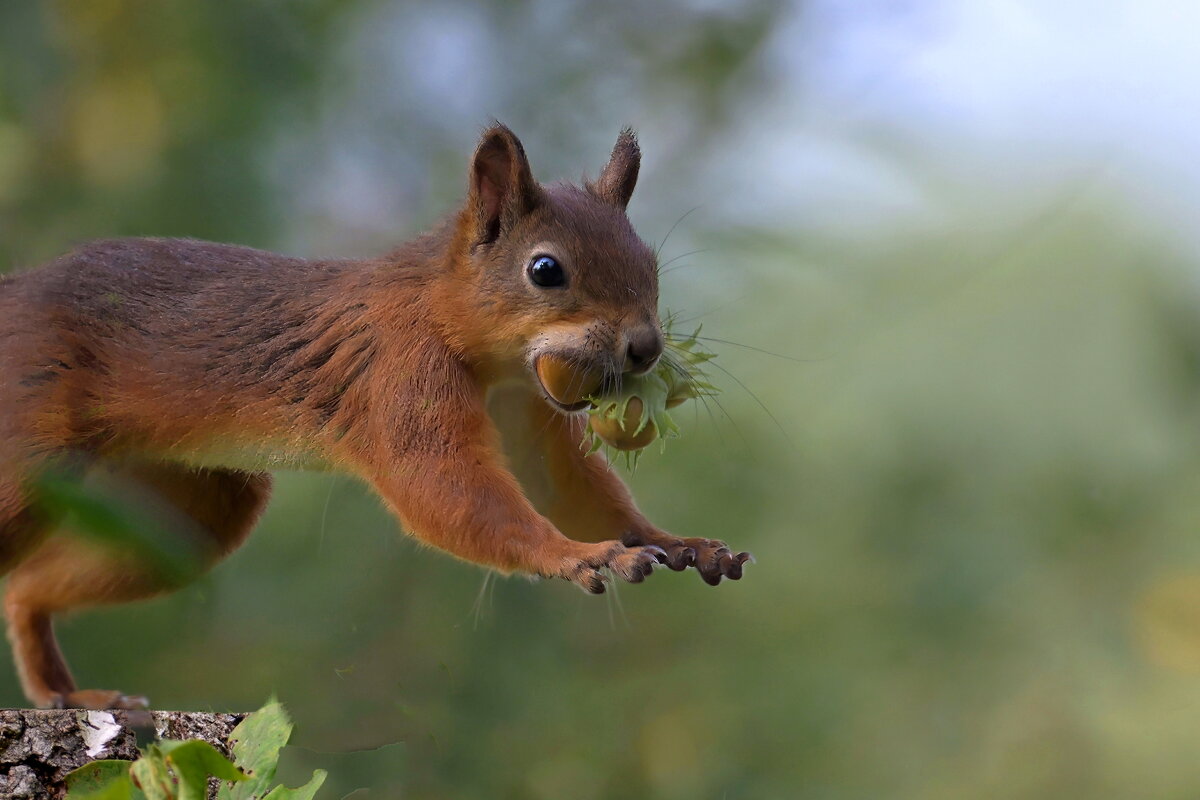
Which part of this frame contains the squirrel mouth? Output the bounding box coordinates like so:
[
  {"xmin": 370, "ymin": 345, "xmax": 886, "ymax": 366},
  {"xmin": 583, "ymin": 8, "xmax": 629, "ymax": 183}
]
[
  {"xmin": 542, "ymin": 394, "xmax": 591, "ymax": 413},
  {"xmin": 533, "ymin": 354, "xmax": 604, "ymax": 412}
]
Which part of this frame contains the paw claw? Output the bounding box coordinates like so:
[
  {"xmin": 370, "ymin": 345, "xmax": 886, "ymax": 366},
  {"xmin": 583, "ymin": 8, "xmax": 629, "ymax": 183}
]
[{"xmin": 668, "ymin": 547, "xmax": 696, "ymax": 571}]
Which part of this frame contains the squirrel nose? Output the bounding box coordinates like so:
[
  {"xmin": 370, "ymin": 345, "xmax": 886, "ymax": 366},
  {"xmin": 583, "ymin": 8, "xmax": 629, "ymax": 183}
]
[{"xmin": 624, "ymin": 326, "xmax": 664, "ymax": 374}]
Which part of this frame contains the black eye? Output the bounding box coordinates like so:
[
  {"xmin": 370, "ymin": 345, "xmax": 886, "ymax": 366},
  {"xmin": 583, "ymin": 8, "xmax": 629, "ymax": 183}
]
[{"xmin": 527, "ymin": 255, "xmax": 565, "ymax": 288}]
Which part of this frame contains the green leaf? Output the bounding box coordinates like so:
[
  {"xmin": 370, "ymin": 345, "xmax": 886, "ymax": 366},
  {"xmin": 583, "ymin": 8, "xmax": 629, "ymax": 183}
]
[
  {"xmin": 64, "ymin": 759, "xmax": 136, "ymax": 800},
  {"xmin": 218, "ymin": 699, "xmax": 293, "ymax": 800},
  {"xmin": 158, "ymin": 739, "xmax": 245, "ymax": 781},
  {"xmin": 159, "ymin": 739, "xmax": 245, "ymax": 800},
  {"xmin": 261, "ymin": 769, "xmax": 327, "ymax": 800},
  {"xmin": 130, "ymin": 750, "xmax": 174, "ymax": 800}
]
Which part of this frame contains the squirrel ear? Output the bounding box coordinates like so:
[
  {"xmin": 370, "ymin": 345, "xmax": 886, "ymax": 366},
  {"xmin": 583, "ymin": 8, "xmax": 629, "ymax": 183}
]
[
  {"xmin": 588, "ymin": 128, "xmax": 641, "ymax": 209},
  {"xmin": 467, "ymin": 124, "xmax": 541, "ymax": 245}
]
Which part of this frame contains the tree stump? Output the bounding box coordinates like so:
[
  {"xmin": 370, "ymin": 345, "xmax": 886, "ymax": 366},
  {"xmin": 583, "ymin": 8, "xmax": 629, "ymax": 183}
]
[{"xmin": 0, "ymin": 709, "xmax": 244, "ymax": 799}]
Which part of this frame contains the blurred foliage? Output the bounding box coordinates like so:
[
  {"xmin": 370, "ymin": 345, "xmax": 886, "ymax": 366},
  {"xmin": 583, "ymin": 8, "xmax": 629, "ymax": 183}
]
[
  {"xmin": 34, "ymin": 472, "xmax": 211, "ymax": 587},
  {"xmin": 0, "ymin": 0, "xmax": 355, "ymax": 265},
  {"xmin": 5, "ymin": 2, "xmax": 1200, "ymax": 799}
]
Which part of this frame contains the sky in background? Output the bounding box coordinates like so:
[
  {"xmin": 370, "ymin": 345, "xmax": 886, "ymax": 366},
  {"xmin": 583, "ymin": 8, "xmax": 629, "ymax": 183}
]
[
  {"xmin": 754, "ymin": 0, "xmax": 1200, "ymax": 237},
  {"xmin": 280, "ymin": 0, "xmax": 1200, "ymax": 262}
]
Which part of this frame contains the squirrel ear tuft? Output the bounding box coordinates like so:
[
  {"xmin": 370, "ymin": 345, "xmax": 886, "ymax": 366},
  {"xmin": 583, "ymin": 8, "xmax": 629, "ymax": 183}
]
[
  {"xmin": 468, "ymin": 123, "xmax": 541, "ymax": 245},
  {"xmin": 588, "ymin": 128, "xmax": 641, "ymax": 210}
]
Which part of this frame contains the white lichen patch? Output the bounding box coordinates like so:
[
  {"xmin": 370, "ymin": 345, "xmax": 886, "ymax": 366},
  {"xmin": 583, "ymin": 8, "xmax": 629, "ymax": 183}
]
[{"xmin": 82, "ymin": 711, "xmax": 121, "ymax": 758}]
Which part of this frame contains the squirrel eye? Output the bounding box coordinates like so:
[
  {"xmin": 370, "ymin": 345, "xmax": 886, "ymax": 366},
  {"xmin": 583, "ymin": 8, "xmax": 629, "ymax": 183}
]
[{"xmin": 527, "ymin": 255, "xmax": 565, "ymax": 288}]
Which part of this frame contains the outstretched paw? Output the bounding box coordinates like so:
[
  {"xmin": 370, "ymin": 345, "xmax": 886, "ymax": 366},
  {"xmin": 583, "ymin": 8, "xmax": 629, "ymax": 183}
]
[
  {"xmin": 51, "ymin": 689, "xmax": 150, "ymax": 710},
  {"xmin": 623, "ymin": 531, "xmax": 753, "ymax": 585},
  {"xmin": 560, "ymin": 541, "xmax": 667, "ymax": 594}
]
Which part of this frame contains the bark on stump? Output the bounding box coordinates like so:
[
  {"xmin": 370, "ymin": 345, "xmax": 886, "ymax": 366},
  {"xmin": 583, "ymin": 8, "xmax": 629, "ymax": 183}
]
[{"xmin": 0, "ymin": 709, "xmax": 244, "ymax": 799}]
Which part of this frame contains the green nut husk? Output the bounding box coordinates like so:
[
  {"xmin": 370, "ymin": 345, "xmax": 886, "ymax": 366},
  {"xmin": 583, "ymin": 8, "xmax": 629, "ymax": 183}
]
[{"xmin": 584, "ymin": 322, "xmax": 718, "ymax": 466}]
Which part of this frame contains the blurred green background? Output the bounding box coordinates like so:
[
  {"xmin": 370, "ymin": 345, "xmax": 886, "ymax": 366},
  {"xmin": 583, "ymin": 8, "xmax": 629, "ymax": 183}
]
[{"xmin": 5, "ymin": 1, "xmax": 1200, "ymax": 798}]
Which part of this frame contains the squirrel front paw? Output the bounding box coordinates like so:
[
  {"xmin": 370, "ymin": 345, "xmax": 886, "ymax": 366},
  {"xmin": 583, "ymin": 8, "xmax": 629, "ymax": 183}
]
[
  {"xmin": 622, "ymin": 530, "xmax": 753, "ymax": 585},
  {"xmin": 555, "ymin": 541, "xmax": 668, "ymax": 594}
]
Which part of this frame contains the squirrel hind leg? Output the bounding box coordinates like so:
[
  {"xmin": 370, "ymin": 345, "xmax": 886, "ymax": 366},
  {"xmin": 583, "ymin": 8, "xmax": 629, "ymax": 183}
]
[
  {"xmin": 0, "ymin": 468, "xmax": 73, "ymax": 705},
  {"xmin": 4, "ymin": 599, "xmax": 75, "ymax": 706},
  {"xmin": 3, "ymin": 462, "xmax": 272, "ymax": 708}
]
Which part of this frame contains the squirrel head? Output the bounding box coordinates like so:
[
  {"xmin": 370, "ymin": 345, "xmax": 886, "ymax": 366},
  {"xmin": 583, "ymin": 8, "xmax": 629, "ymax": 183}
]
[{"xmin": 447, "ymin": 124, "xmax": 662, "ymax": 411}]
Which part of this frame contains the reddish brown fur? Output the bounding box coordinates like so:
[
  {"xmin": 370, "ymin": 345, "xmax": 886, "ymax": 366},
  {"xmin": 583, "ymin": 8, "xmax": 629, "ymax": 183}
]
[{"xmin": 0, "ymin": 125, "xmax": 750, "ymax": 709}]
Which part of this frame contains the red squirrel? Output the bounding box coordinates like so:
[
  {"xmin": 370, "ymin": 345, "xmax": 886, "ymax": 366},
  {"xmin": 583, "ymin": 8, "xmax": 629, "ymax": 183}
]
[{"xmin": 0, "ymin": 125, "xmax": 752, "ymax": 709}]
